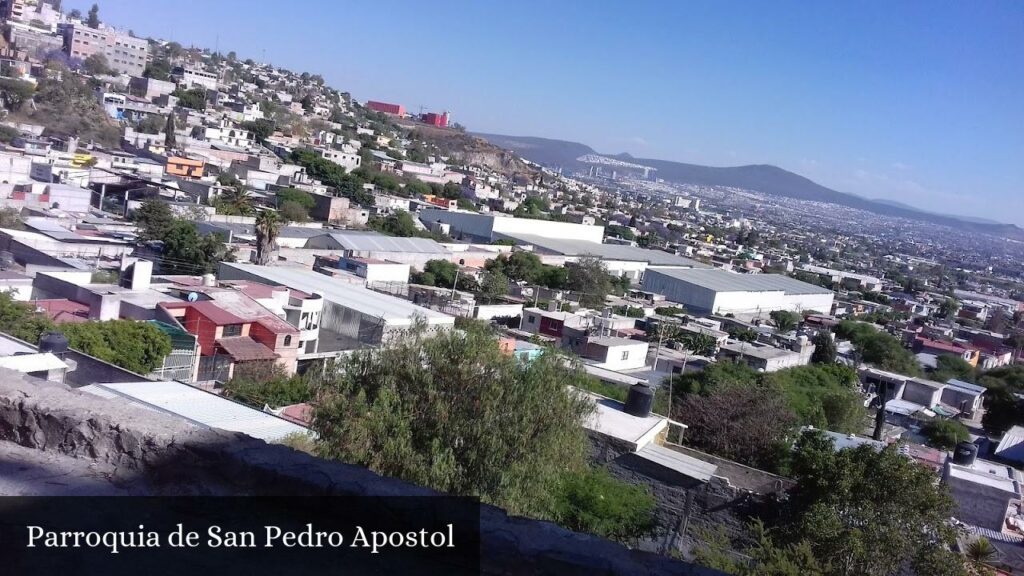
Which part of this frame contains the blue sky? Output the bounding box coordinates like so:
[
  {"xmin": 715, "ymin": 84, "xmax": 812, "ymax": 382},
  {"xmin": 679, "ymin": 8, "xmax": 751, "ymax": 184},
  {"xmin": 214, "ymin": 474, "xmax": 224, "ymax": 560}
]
[{"xmin": 76, "ymin": 1, "xmax": 1023, "ymax": 224}]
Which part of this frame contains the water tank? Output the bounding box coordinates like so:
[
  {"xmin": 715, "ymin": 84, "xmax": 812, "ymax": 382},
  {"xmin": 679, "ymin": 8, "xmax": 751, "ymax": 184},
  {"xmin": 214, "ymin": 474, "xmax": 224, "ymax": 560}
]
[
  {"xmin": 624, "ymin": 384, "xmax": 654, "ymax": 418},
  {"xmin": 202, "ymin": 273, "xmax": 216, "ymax": 287},
  {"xmin": 953, "ymin": 441, "xmax": 978, "ymax": 466},
  {"xmin": 38, "ymin": 331, "xmax": 69, "ymax": 356}
]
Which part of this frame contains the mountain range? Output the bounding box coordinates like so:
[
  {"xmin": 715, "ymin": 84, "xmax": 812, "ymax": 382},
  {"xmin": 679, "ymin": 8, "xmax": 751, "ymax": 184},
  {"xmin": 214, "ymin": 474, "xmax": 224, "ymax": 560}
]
[{"xmin": 474, "ymin": 133, "xmax": 1024, "ymax": 241}]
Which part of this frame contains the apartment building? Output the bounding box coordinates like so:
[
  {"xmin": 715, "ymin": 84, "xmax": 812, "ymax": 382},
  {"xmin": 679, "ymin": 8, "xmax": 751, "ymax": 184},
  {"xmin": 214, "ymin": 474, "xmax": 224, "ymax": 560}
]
[{"xmin": 61, "ymin": 23, "xmax": 148, "ymax": 76}]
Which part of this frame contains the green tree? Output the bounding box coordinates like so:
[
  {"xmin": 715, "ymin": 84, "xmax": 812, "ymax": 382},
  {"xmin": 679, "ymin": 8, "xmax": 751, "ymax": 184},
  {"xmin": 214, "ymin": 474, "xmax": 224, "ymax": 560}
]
[
  {"xmin": 132, "ymin": 199, "xmax": 175, "ymax": 243},
  {"xmin": 0, "ymin": 291, "xmax": 56, "ymax": 344},
  {"xmin": 550, "ymin": 468, "xmax": 655, "ymax": 543},
  {"xmin": 61, "ymin": 320, "xmax": 172, "ymax": 374},
  {"xmin": 810, "ymin": 331, "xmax": 837, "ymax": 364},
  {"xmin": 86, "ymin": 3, "xmax": 100, "ymax": 27},
  {"xmin": 367, "ymin": 211, "xmax": 421, "ymax": 237},
  {"xmin": 770, "ymin": 310, "xmax": 801, "ymax": 334},
  {"xmin": 241, "ymin": 118, "xmax": 275, "ymax": 144},
  {"xmin": 762, "ymin": 364, "xmax": 866, "ymax": 433},
  {"xmin": 404, "ymin": 180, "xmax": 431, "ymax": 197},
  {"xmin": 275, "ymin": 187, "xmax": 315, "ymax": 211},
  {"xmin": 921, "ymin": 419, "xmax": 970, "ymax": 450},
  {"xmin": 82, "ymin": 53, "xmax": 111, "ymax": 76},
  {"xmin": 255, "ymin": 210, "xmax": 283, "ymax": 266},
  {"xmin": 143, "ymin": 58, "xmax": 171, "ymax": 81},
  {"xmin": 566, "ymin": 256, "xmax": 614, "ymax": 308},
  {"xmin": 0, "ymin": 125, "xmax": 20, "ymax": 144},
  {"xmin": 160, "ymin": 220, "xmax": 235, "ymax": 274},
  {"xmin": 224, "ymin": 361, "xmax": 310, "ymax": 408},
  {"xmin": 311, "ymin": 322, "xmax": 595, "ymax": 518},
  {"xmin": 164, "ymin": 111, "xmax": 176, "ymax": 148},
  {"xmin": 836, "ymin": 320, "xmax": 920, "ymax": 376},
  {"xmin": 781, "ymin": 430, "xmax": 965, "ymax": 576},
  {"xmin": 0, "ymin": 78, "xmax": 34, "ymax": 111},
  {"xmin": 981, "ymin": 386, "xmax": 1024, "ymax": 435},
  {"xmin": 479, "ymin": 270, "xmax": 508, "ymax": 302},
  {"xmin": 932, "ymin": 354, "xmax": 976, "ymax": 383},
  {"xmin": 939, "ymin": 298, "xmax": 960, "ymax": 320},
  {"xmin": 135, "ymin": 114, "xmax": 164, "ymax": 135},
  {"xmin": 215, "ymin": 186, "xmax": 255, "ymax": 216},
  {"xmin": 278, "ymin": 201, "xmax": 308, "ymax": 222},
  {"xmin": 172, "ymin": 88, "xmax": 207, "ymax": 110}
]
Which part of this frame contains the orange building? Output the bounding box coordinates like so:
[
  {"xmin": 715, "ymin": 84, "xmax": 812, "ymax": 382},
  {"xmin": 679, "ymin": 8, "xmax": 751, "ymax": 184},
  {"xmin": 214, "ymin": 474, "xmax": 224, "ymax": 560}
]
[{"xmin": 166, "ymin": 156, "xmax": 205, "ymax": 179}]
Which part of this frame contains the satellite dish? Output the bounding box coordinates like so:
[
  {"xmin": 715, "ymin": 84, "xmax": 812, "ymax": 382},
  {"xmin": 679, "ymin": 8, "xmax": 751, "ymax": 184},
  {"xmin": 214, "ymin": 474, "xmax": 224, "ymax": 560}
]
[{"xmin": 187, "ymin": 292, "xmax": 199, "ymax": 302}]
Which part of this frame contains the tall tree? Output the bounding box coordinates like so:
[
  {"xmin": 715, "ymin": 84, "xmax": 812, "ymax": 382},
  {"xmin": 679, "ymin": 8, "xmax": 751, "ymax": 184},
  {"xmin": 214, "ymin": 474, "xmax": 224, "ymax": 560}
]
[
  {"xmin": 770, "ymin": 310, "xmax": 801, "ymax": 334},
  {"xmin": 566, "ymin": 256, "xmax": 614, "ymax": 309},
  {"xmin": 254, "ymin": 210, "xmax": 283, "ymax": 266},
  {"xmin": 677, "ymin": 379, "xmax": 796, "ymax": 472},
  {"xmin": 810, "ymin": 331, "xmax": 837, "ymax": 364},
  {"xmin": 86, "ymin": 3, "xmax": 99, "ymax": 28},
  {"xmin": 164, "ymin": 111, "xmax": 176, "ymax": 148},
  {"xmin": 132, "ymin": 199, "xmax": 174, "ymax": 243},
  {"xmin": 311, "ymin": 321, "xmax": 595, "ymax": 518},
  {"xmin": 781, "ymin": 431, "xmax": 965, "ymax": 576}
]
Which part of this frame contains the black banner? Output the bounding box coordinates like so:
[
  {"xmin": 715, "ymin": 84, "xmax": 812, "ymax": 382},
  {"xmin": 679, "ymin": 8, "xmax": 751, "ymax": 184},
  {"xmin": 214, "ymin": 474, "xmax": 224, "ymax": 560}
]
[{"xmin": 0, "ymin": 497, "xmax": 481, "ymax": 575}]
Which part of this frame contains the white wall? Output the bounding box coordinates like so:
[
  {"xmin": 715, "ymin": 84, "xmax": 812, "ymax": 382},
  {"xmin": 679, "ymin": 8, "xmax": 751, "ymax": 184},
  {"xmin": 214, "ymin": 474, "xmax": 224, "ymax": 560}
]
[{"xmin": 594, "ymin": 342, "xmax": 649, "ymax": 370}]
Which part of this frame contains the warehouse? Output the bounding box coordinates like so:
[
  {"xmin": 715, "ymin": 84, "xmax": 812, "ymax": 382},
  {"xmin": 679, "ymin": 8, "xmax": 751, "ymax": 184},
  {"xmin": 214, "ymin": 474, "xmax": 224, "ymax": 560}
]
[
  {"xmin": 496, "ymin": 232, "xmax": 709, "ymax": 282},
  {"xmin": 218, "ymin": 263, "xmax": 454, "ymax": 347},
  {"xmin": 418, "ymin": 210, "xmax": 604, "ymax": 243},
  {"xmin": 641, "ymin": 268, "xmax": 834, "ymax": 316},
  {"xmin": 301, "ymin": 231, "xmax": 449, "ymax": 270}
]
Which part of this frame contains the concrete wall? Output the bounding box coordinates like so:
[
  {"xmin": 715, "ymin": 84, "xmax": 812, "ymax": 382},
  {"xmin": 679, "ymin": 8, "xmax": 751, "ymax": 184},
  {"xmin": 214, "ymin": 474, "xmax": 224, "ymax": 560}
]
[{"xmin": 0, "ymin": 370, "xmax": 720, "ymax": 575}]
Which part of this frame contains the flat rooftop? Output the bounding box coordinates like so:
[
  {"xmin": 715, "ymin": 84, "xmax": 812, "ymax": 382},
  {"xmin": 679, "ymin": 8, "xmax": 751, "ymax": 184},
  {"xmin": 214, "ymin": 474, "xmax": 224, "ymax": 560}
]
[
  {"xmin": 580, "ymin": 391, "xmax": 668, "ymax": 451},
  {"xmin": 220, "ymin": 263, "xmax": 453, "ymax": 327},
  {"xmin": 646, "ymin": 268, "xmax": 834, "ymax": 295},
  {"xmin": 948, "ymin": 458, "xmax": 1022, "ymax": 494},
  {"xmin": 499, "ymin": 232, "xmax": 710, "ymax": 268},
  {"xmin": 80, "ymin": 381, "xmax": 309, "ymax": 443}
]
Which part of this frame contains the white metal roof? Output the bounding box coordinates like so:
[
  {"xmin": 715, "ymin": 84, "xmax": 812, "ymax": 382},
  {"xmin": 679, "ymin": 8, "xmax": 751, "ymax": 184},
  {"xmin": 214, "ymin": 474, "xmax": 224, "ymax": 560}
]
[
  {"xmin": 646, "ymin": 268, "xmax": 834, "ymax": 295},
  {"xmin": 498, "ymin": 232, "xmax": 710, "ymax": 268},
  {"xmin": 220, "ymin": 263, "xmax": 454, "ymax": 327},
  {"xmin": 314, "ymin": 231, "xmax": 447, "ymax": 254},
  {"xmin": 80, "ymin": 381, "xmax": 309, "ymax": 442}
]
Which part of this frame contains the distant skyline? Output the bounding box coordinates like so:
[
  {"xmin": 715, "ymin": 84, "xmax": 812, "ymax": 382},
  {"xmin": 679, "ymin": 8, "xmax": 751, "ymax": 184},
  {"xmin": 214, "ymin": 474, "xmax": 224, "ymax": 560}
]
[{"xmin": 74, "ymin": 0, "xmax": 1023, "ymax": 225}]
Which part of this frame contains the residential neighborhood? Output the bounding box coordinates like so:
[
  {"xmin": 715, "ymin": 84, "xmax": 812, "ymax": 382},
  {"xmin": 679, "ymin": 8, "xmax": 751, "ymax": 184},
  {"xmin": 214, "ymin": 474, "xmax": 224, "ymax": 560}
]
[{"xmin": 0, "ymin": 2, "xmax": 1022, "ymax": 575}]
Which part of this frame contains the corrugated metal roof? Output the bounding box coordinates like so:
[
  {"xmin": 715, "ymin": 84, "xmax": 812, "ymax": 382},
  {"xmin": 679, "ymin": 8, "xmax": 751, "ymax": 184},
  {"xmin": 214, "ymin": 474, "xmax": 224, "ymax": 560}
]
[
  {"xmin": 499, "ymin": 232, "xmax": 710, "ymax": 267},
  {"xmin": 220, "ymin": 263, "xmax": 454, "ymax": 327},
  {"xmin": 646, "ymin": 268, "xmax": 833, "ymax": 295},
  {"xmin": 314, "ymin": 231, "xmax": 447, "ymax": 254},
  {"xmin": 80, "ymin": 381, "xmax": 310, "ymax": 442},
  {"xmin": 946, "ymin": 378, "xmax": 987, "ymax": 395}
]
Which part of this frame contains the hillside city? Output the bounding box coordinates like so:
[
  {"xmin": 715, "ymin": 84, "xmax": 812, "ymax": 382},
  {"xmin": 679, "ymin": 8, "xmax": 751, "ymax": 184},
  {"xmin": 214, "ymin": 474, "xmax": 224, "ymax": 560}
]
[{"xmin": 1, "ymin": 3, "xmax": 1023, "ymax": 575}]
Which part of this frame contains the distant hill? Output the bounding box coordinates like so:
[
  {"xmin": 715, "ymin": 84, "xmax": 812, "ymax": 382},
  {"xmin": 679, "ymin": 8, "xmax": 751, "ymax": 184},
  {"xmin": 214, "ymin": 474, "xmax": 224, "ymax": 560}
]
[{"xmin": 475, "ymin": 133, "xmax": 1024, "ymax": 241}]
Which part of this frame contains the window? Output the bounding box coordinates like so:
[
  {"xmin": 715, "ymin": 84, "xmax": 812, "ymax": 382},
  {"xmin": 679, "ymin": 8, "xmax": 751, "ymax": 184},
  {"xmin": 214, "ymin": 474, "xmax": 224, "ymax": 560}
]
[
  {"xmin": 621, "ymin": 351, "xmax": 630, "ymax": 361},
  {"xmin": 222, "ymin": 324, "xmax": 242, "ymax": 337},
  {"xmin": 283, "ymin": 335, "xmax": 292, "ymax": 346},
  {"xmin": 528, "ymin": 315, "xmax": 536, "ymax": 324}
]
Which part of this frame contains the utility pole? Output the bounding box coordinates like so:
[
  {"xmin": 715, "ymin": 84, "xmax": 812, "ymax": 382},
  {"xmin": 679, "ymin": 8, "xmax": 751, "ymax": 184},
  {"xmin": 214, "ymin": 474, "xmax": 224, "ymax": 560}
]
[{"xmin": 450, "ymin": 268, "xmax": 460, "ymax": 299}]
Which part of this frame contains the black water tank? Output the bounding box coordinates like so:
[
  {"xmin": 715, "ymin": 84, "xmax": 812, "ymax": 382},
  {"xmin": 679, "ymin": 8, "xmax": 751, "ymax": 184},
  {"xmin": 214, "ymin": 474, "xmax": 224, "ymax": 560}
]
[
  {"xmin": 624, "ymin": 384, "xmax": 654, "ymax": 418},
  {"xmin": 953, "ymin": 441, "xmax": 978, "ymax": 466},
  {"xmin": 38, "ymin": 331, "xmax": 69, "ymax": 356}
]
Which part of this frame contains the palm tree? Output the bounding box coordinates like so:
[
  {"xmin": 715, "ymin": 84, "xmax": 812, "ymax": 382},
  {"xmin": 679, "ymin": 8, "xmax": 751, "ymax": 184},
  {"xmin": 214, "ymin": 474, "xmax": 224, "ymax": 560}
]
[
  {"xmin": 218, "ymin": 186, "xmax": 254, "ymax": 216},
  {"xmin": 255, "ymin": 210, "xmax": 283, "ymax": 266},
  {"xmin": 965, "ymin": 537, "xmax": 998, "ymax": 574}
]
